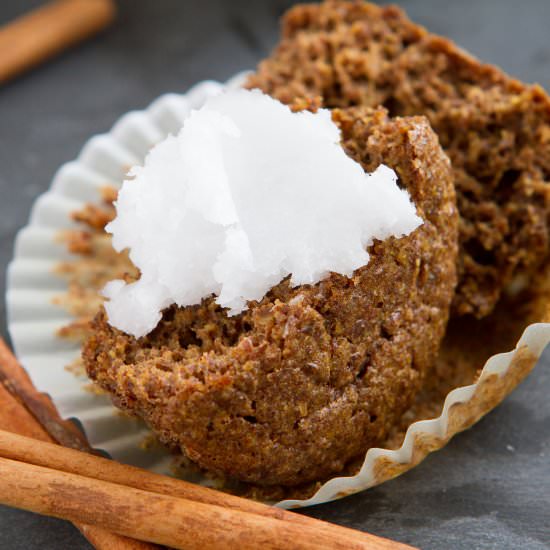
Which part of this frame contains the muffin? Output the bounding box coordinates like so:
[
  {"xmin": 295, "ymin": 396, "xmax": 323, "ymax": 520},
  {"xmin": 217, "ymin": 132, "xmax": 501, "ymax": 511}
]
[
  {"xmin": 83, "ymin": 106, "xmax": 458, "ymax": 486},
  {"xmin": 247, "ymin": 0, "xmax": 550, "ymax": 318}
]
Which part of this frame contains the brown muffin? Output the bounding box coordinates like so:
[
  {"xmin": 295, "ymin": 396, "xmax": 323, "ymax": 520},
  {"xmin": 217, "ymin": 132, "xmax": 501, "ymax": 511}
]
[
  {"xmin": 84, "ymin": 107, "xmax": 458, "ymax": 487},
  {"xmin": 247, "ymin": 0, "xmax": 550, "ymax": 318}
]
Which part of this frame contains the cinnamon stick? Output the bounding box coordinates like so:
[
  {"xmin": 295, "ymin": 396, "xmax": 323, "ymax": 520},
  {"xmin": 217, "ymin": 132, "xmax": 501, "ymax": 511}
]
[
  {"xmin": 0, "ymin": 0, "xmax": 116, "ymax": 84},
  {"xmin": 0, "ymin": 428, "xmax": 291, "ymax": 519},
  {"xmin": 0, "ymin": 454, "xmax": 410, "ymax": 550},
  {"xmin": 0, "ymin": 341, "xmax": 92, "ymax": 451},
  {"xmin": 0, "ymin": 429, "xmax": 407, "ymax": 549},
  {"xmin": 0, "ymin": 338, "xmax": 159, "ymax": 550}
]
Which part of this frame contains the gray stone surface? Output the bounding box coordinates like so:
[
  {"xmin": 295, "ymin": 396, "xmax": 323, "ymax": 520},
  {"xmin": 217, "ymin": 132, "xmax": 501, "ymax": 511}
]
[{"xmin": 0, "ymin": 0, "xmax": 549, "ymax": 548}]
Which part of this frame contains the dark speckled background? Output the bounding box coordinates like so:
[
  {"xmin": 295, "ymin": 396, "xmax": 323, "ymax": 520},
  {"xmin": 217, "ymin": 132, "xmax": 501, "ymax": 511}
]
[{"xmin": 1, "ymin": 1, "xmax": 549, "ymax": 548}]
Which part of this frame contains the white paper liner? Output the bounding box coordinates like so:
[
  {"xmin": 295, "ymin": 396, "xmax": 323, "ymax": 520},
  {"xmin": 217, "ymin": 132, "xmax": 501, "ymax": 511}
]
[{"xmin": 6, "ymin": 73, "xmax": 550, "ymax": 508}]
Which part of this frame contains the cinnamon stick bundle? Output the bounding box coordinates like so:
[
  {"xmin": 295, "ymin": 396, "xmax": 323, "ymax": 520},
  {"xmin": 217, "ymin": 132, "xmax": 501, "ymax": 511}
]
[
  {"xmin": 0, "ymin": 430, "xmax": 416, "ymax": 549},
  {"xmin": 0, "ymin": 428, "xmax": 333, "ymax": 531},
  {"xmin": 0, "ymin": 338, "xmax": 158, "ymax": 549}
]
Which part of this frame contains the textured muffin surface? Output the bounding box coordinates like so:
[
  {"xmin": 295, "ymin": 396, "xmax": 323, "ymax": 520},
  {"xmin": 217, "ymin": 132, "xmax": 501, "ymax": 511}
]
[
  {"xmin": 84, "ymin": 107, "xmax": 458, "ymax": 486},
  {"xmin": 248, "ymin": 0, "xmax": 550, "ymax": 318}
]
